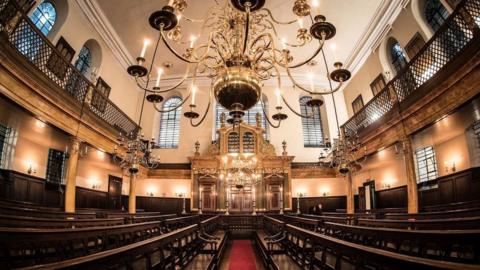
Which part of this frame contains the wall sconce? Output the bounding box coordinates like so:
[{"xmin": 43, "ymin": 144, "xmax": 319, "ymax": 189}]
[
  {"xmin": 382, "ymin": 182, "xmax": 392, "ymax": 189},
  {"xmin": 445, "ymin": 161, "xmax": 456, "ymax": 173},
  {"xmin": 27, "ymin": 163, "xmax": 37, "ymax": 175},
  {"xmin": 297, "ymin": 192, "xmax": 306, "ymax": 198},
  {"xmin": 91, "ymin": 183, "xmax": 100, "ymax": 190},
  {"xmin": 147, "ymin": 191, "xmax": 155, "ymax": 197},
  {"xmin": 322, "ymin": 191, "xmax": 330, "ymax": 197}
]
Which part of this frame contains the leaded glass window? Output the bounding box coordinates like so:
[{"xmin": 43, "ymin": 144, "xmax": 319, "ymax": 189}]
[
  {"xmin": 0, "ymin": 123, "xmax": 12, "ymax": 169},
  {"xmin": 424, "ymin": 0, "xmax": 449, "ymax": 32},
  {"xmin": 29, "ymin": 1, "xmax": 56, "ymax": 35},
  {"xmin": 415, "ymin": 146, "xmax": 438, "ymax": 183},
  {"xmin": 390, "ymin": 40, "xmax": 408, "ymax": 73},
  {"xmin": 158, "ymin": 96, "xmax": 182, "ymax": 148},
  {"xmin": 74, "ymin": 46, "xmax": 92, "ymax": 75},
  {"xmin": 300, "ymin": 96, "xmax": 324, "ymax": 147},
  {"xmin": 46, "ymin": 148, "xmax": 66, "ymax": 184}
]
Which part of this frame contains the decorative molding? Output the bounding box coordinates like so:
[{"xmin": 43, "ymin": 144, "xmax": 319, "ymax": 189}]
[
  {"xmin": 344, "ymin": 0, "xmax": 408, "ymax": 78},
  {"xmin": 75, "ymin": 0, "xmax": 134, "ymax": 70}
]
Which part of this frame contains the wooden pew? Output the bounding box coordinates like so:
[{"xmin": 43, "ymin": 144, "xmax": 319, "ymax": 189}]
[
  {"xmin": 323, "ymin": 222, "xmax": 480, "ymax": 264},
  {"xmin": 0, "ymin": 214, "xmax": 124, "ymax": 228},
  {"xmin": 422, "ymin": 200, "xmax": 480, "ymax": 212},
  {"xmin": 254, "ymin": 215, "xmax": 301, "ymax": 270},
  {"xmin": 0, "ymin": 205, "xmax": 96, "ymax": 219},
  {"xmin": 19, "ymin": 216, "xmax": 226, "ymax": 270},
  {"xmin": 283, "ymin": 224, "xmax": 480, "ymax": 270},
  {"xmin": 105, "ymin": 211, "xmax": 162, "ymax": 219},
  {"xmin": 163, "ymin": 215, "xmax": 201, "ymax": 232},
  {"xmin": 280, "ymin": 215, "xmax": 320, "ymax": 232},
  {"xmin": 0, "ymin": 221, "xmax": 162, "ymax": 268},
  {"xmin": 358, "ymin": 216, "xmax": 480, "ymax": 230},
  {"xmin": 301, "ymin": 214, "xmax": 352, "ymax": 225},
  {"xmin": 131, "ymin": 214, "xmax": 177, "ymax": 223},
  {"xmin": 384, "ymin": 207, "xmax": 480, "ymax": 220}
]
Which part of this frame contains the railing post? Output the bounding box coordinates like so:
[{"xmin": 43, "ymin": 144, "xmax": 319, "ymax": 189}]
[{"xmin": 402, "ymin": 136, "xmax": 419, "ymax": 213}]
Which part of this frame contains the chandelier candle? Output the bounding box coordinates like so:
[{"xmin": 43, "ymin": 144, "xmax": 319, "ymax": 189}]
[{"xmin": 140, "ymin": 39, "xmax": 150, "ymax": 59}]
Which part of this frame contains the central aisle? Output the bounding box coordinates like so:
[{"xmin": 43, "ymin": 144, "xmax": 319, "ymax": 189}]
[{"xmin": 227, "ymin": 240, "xmax": 258, "ymax": 270}]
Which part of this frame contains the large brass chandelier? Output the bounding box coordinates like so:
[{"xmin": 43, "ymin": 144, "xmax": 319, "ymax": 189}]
[
  {"xmin": 127, "ymin": 0, "xmax": 351, "ymax": 126},
  {"xmin": 126, "ymin": 0, "xmax": 363, "ymax": 174}
]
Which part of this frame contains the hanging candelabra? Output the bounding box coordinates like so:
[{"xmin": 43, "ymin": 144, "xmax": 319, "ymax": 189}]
[{"xmin": 113, "ymin": 132, "xmax": 160, "ymax": 174}]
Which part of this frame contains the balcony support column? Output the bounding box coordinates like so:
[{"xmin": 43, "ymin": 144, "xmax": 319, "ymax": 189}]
[
  {"xmin": 65, "ymin": 137, "xmax": 81, "ymax": 213},
  {"xmin": 346, "ymin": 172, "xmax": 355, "ymax": 214},
  {"xmin": 128, "ymin": 173, "xmax": 137, "ymax": 214},
  {"xmin": 403, "ymin": 136, "xmax": 419, "ymax": 213}
]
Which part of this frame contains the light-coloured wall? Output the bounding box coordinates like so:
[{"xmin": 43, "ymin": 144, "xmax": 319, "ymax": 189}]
[
  {"xmin": 76, "ymin": 148, "xmax": 124, "ymax": 192},
  {"xmin": 292, "ymin": 178, "xmax": 347, "ymax": 197},
  {"xmin": 45, "ymin": 0, "xmax": 143, "ymax": 121},
  {"xmin": 136, "ymin": 178, "xmax": 191, "ymax": 198}
]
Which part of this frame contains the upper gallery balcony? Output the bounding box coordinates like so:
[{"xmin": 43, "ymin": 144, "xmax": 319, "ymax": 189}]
[
  {"xmin": 342, "ymin": 0, "xmax": 480, "ymax": 142},
  {"xmin": 0, "ymin": 0, "xmax": 139, "ymax": 140}
]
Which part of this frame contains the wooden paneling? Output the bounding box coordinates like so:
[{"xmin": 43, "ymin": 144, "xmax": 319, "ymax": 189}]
[
  {"xmin": 375, "ymin": 186, "xmax": 407, "ymax": 209},
  {"xmin": 292, "ymin": 196, "xmax": 346, "ymax": 213},
  {"xmin": 75, "ymin": 187, "xmax": 107, "ymax": 209},
  {"xmin": 136, "ymin": 196, "xmax": 191, "ymax": 214}
]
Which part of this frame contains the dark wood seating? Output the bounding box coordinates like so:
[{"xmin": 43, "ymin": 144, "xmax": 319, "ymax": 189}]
[
  {"xmin": 384, "ymin": 207, "xmax": 480, "ymax": 220},
  {"xmin": 357, "ymin": 216, "xmax": 480, "ymax": 230},
  {"xmin": 422, "ymin": 200, "xmax": 480, "ymax": 212},
  {"xmin": 18, "ymin": 215, "xmax": 226, "ymax": 270},
  {"xmin": 131, "ymin": 214, "xmax": 177, "ymax": 223},
  {"xmin": 163, "ymin": 215, "xmax": 201, "ymax": 232},
  {"xmin": 280, "ymin": 215, "xmax": 320, "ymax": 232},
  {"xmin": 0, "ymin": 221, "xmax": 163, "ymax": 268},
  {"xmin": 221, "ymin": 214, "xmax": 263, "ymax": 233},
  {"xmin": 301, "ymin": 214, "xmax": 352, "ymax": 225},
  {"xmin": 254, "ymin": 215, "xmax": 301, "ymax": 270},
  {"xmin": 284, "ymin": 224, "xmax": 480, "ymax": 270},
  {"xmin": 0, "ymin": 214, "xmax": 124, "ymax": 228},
  {"xmin": 105, "ymin": 211, "xmax": 162, "ymax": 219},
  {"xmin": 323, "ymin": 221, "xmax": 480, "ymax": 263},
  {"xmin": 0, "ymin": 204, "xmax": 96, "ymax": 219}
]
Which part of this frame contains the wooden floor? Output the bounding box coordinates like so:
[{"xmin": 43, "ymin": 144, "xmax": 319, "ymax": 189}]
[{"xmin": 219, "ymin": 239, "xmax": 266, "ymax": 270}]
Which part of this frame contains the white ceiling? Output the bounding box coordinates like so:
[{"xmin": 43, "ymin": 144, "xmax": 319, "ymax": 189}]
[{"xmin": 94, "ymin": 0, "xmax": 384, "ymax": 86}]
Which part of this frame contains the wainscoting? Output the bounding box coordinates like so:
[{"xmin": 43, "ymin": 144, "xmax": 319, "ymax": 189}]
[
  {"xmin": 292, "ymin": 195, "xmax": 347, "ymax": 214},
  {"xmin": 135, "ymin": 196, "xmax": 191, "ymax": 214}
]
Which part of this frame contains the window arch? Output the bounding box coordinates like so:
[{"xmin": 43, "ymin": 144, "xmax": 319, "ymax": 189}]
[
  {"xmin": 389, "ymin": 38, "xmax": 408, "ymax": 73},
  {"xmin": 158, "ymin": 96, "xmax": 182, "ymax": 149},
  {"xmin": 424, "ymin": 0, "xmax": 449, "ymax": 32},
  {"xmin": 300, "ymin": 96, "xmax": 325, "ymax": 147},
  {"xmin": 74, "ymin": 46, "xmax": 92, "ymax": 75},
  {"xmin": 29, "ymin": 1, "xmax": 57, "ymax": 35},
  {"xmin": 214, "ymin": 97, "xmax": 269, "ymax": 140}
]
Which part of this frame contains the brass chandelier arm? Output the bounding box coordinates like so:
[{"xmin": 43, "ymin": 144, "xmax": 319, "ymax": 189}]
[
  {"xmin": 258, "ymin": 8, "xmax": 297, "ymax": 25},
  {"xmin": 189, "ymin": 84, "xmax": 213, "ymax": 127},
  {"xmin": 134, "ymin": 64, "xmax": 192, "ymax": 93},
  {"xmin": 285, "ymin": 66, "xmax": 344, "ymax": 95},
  {"xmin": 264, "ymin": 19, "xmax": 308, "ymax": 48},
  {"xmin": 280, "ymin": 93, "xmax": 316, "ymax": 119},
  {"xmin": 286, "ymin": 36, "xmax": 326, "ymax": 69},
  {"xmin": 260, "ymin": 98, "xmax": 282, "ymax": 128},
  {"xmin": 152, "ymin": 92, "xmax": 192, "ymax": 113}
]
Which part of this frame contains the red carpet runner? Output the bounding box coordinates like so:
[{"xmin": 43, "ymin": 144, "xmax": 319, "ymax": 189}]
[{"xmin": 228, "ymin": 240, "xmax": 257, "ymax": 270}]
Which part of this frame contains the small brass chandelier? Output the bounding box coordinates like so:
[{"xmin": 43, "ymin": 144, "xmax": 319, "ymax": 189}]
[{"xmin": 127, "ymin": 0, "xmax": 352, "ymax": 128}]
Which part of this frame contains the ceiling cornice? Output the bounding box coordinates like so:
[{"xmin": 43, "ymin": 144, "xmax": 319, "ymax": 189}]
[
  {"xmin": 78, "ymin": 0, "xmax": 409, "ymax": 91},
  {"xmin": 75, "ymin": 0, "xmax": 134, "ymax": 70},
  {"xmin": 344, "ymin": 0, "xmax": 410, "ymax": 75}
]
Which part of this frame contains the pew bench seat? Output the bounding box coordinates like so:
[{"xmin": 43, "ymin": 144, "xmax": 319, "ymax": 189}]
[{"xmin": 254, "ymin": 229, "xmax": 301, "ymax": 270}]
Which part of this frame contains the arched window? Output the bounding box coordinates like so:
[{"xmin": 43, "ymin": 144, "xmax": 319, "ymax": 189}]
[
  {"xmin": 389, "ymin": 39, "xmax": 408, "ymax": 73},
  {"xmin": 215, "ymin": 98, "xmax": 269, "ymax": 140},
  {"xmin": 300, "ymin": 96, "xmax": 324, "ymax": 147},
  {"xmin": 243, "ymin": 132, "xmax": 255, "ymax": 153},
  {"xmin": 424, "ymin": 0, "xmax": 449, "ymax": 32},
  {"xmin": 158, "ymin": 96, "xmax": 182, "ymax": 149},
  {"xmin": 29, "ymin": 1, "xmax": 57, "ymax": 35},
  {"xmin": 74, "ymin": 46, "xmax": 92, "ymax": 75},
  {"xmin": 227, "ymin": 132, "xmax": 240, "ymax": 153}
]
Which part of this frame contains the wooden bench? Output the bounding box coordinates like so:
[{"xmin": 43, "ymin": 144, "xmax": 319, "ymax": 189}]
[
  {"xmin": 254, "ymin": 215, "xmax": 301, "ymax": 270},
  {"xmin": 0, "ymin": 205, "xmax": 96, "ymax": 219},
  {"xmin": 0, "ymin": 221, "xmax": 162, "ymax": 268},
  {"xmin": 385, "ymin": 207, "xmax": 480, "ymax": 220},
  {"xmin": 284, "ymin": 224, "xmax": 480, "ymax": 270},
  {"xmin": 0, "ymin": 214, "xmax": 124, "ymax": 228},
  {"xmin": 358, "ymin": 216, "xmax": 480, "ymax": 230},
  {"xmin": 323, "ymin": 221, "xmax": 480, "ymax": 263},
  {"xmin": 280, "ymin": 215, "xmax": 321, "ymax": 232},
  {"xmin": 19, "ymin": 216, "xmax": 226, "ymax": 270},
  {"xmin": 131, "ymin": 214, "xmax": 177, "ymax": 223},
  {"xmin": 301, "ymin": 214, "xmax": 352, "ymax": 225},
  {"xmin": 163, "ymin": 215, "xmax": 201, "ymax": 232}
]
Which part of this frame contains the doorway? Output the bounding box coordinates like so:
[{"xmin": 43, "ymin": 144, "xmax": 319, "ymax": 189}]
[{"xmin": 108, "ymin": 175, "xmax": 122, "ymax": 209}]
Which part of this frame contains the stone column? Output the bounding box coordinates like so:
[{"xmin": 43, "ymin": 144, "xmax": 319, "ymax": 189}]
[
  {"xmin": 346, "ymin": 172, "xmax": 355, "ymax": 214},
  {"xmin": 64, "ymin": 137, "xmax": 81, "ymax": 213},
  {"xmin": 403, "ymin": 136, "xmax": 419, "ymax": 213},
  {"xmin": 128, "ymin": 173, "xmax": 137, "ymax": 214}
]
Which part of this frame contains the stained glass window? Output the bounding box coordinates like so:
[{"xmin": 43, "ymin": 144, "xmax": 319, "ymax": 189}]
[
  {"xmin": 29, "ymin": 1, "xmax": 56, "ymax": 35},
  {"xmin": 300, "ymin": 96, "xmax": 324, "ymax": 147},
  {"xmin": 158, "ymin": 96, "xmax": 182, "ymax": 148}
]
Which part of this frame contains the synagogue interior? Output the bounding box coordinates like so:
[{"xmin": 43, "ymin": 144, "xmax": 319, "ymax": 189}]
[{"xmin": 0, "ymin": 0, "xmax": 480, "ymax": 269}]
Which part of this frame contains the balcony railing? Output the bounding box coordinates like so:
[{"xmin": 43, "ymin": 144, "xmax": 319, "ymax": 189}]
[
  {"xmin": 0, "ymin": 0, "xmax": 139, "ymax": 138},
  {"xmin": 342, "ymin": 0, "xmax": 480, "ymax": 137}
]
